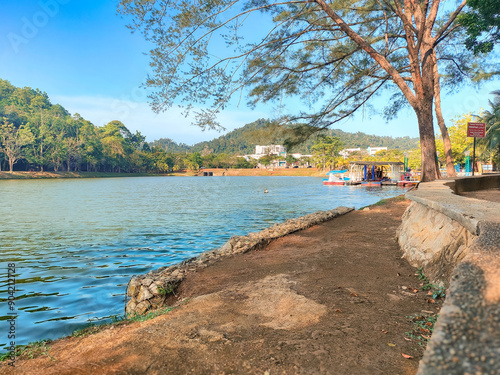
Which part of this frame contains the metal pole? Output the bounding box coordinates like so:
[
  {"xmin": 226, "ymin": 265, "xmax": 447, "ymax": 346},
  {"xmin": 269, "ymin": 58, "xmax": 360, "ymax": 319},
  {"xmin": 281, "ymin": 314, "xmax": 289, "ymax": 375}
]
[{"xmin": 472, "ymin": 137, "xmax": 476, "ymax": 176}]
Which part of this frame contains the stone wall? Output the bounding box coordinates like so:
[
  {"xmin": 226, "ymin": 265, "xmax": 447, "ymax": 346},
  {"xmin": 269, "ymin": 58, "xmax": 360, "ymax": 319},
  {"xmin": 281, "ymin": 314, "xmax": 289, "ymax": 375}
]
[
  {"xmin": 126, "ymin": 206, "xmax": 354, "ymax": 316},
  {"xmin": 397, "ymin": 175, "xmax": 500, "ymax": 374},
  {"xmin": 398, "ymin": 202, "xmax": 476, "ymax": 284}
]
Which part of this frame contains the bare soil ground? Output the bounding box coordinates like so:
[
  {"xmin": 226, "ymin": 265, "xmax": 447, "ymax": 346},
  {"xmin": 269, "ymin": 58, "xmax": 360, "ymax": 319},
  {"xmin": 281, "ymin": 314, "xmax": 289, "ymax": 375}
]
[{"xmin": 1, "ymin": 197, "xmax": 442, "ymax": 375}]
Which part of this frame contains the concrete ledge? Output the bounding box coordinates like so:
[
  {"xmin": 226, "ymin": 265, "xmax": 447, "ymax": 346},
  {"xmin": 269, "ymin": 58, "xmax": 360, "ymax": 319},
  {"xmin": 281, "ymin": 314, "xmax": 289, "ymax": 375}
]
[
  {"xmin": 406, "ymin": 176, "xmax": 500, "ymax": 235},
  {"xmin": 448, "ymin": 174, "xmax": 500, "ymax": 194},
  {"xmin": 397, "ymin": 175, "xmax": 500, "ymax": 374}
]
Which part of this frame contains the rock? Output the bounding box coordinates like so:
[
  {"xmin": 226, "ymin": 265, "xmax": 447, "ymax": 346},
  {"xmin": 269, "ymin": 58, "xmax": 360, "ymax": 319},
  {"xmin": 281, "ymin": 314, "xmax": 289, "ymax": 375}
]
[
  {"xmin": 137, "ymin": 285, "xmax": 154, "ymax": 302},
  {"xmin": 125, "ymin": 299, "xmax": 137, "ymax": 315},
  {"xmin": 149, "ymin": 281, "xmax": 162, "ymax": 296},
  {"xmin": 135, "ymin": 300, "xmax": 151, "ymax": 315},
  {"xmin": 127, "ymin": 278, "xmax": 140, "ymax": 297}
]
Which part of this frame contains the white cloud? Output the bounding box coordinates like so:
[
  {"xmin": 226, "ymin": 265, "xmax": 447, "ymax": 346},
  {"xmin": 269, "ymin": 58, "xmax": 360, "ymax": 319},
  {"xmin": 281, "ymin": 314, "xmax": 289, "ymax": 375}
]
[
  {"xmin": 51, "ymin": 95, "xmax": 269, "ymax": 144},
  {"xmin": 51, "ymin": 79, "xmax": 500, "ymax": 146}
]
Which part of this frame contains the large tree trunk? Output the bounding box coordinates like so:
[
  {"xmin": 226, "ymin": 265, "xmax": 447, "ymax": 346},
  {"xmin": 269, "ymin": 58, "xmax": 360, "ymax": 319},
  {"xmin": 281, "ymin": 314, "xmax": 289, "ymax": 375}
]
[
  {"xmin": 432, "ymin": 53, "xmax": 456, "ymax": 178},
  {"xmin": 9, "ymin": 158, "xmax": 14, "ymax": 172},
  {"xmin": 415, "ymin": 99, "xmax": 440, "ymax": 182},
  {"xmin": 414, "ymin": 38, "xmax": 441, "ymax": 182}
]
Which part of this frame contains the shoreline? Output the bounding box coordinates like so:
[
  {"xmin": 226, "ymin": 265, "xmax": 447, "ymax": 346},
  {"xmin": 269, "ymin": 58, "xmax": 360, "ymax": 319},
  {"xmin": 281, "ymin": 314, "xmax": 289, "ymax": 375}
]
[
  {"xmin": 125, "ymin": 205, "xmax": 355, "ymax": 316},
  {"xmin": 0, "ymin": 168, "xmax": 325, "ymax": 180}
]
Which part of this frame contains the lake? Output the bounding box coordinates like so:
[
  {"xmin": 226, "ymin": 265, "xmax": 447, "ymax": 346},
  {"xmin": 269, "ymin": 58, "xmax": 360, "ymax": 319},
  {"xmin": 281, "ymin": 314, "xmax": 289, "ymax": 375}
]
[{"xmin": 0, "ymin": 176, "xmax": 408, "ymax": 349}]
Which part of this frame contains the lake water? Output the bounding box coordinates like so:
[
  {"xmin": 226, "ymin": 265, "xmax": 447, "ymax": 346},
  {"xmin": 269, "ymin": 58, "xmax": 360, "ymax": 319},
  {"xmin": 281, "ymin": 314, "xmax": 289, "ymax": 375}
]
[{"xmin": 0, "ymin": 176, "xmax": 408, "ymax": 349}]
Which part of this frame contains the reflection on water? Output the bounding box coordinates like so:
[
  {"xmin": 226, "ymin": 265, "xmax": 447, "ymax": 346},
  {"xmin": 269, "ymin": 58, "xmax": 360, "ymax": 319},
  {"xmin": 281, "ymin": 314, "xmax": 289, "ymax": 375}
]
[{"xmin": 0, "ymin": 176, "xmax": 408, "ymax": 348}]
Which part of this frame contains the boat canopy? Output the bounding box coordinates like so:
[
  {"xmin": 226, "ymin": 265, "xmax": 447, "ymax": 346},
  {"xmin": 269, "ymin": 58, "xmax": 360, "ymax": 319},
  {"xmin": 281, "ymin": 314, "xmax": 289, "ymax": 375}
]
[
  {"xmin": 348, "ymin": 161, "xmax": 404, "ymax": 182},
  {"xmin": 327, "ymin": 169, "xmax": 348, "ymax": 175},
  {"xmin": 348, "ymin": 161, "xmax": 403, "ymax": 166}
]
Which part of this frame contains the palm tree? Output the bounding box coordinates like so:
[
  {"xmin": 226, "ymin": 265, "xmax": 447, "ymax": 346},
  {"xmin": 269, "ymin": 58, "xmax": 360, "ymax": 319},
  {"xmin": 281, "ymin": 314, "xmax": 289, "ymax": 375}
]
[{"xmin": 478, "ymin": 91, "xmax": 500, "ymax": 171}]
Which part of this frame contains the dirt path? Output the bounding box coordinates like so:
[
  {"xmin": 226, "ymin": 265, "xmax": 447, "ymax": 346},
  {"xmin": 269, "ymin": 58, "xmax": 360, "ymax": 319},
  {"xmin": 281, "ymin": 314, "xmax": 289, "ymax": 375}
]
[{"xmin": 2, "ymin": 198, "xmax": 442, "ymax": 375}]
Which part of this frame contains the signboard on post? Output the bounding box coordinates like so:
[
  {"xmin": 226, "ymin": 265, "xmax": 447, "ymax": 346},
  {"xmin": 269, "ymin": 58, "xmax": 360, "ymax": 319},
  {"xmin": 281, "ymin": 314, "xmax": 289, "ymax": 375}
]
[{"xmin": 467, "ymin": 122, "xmax": 486, "ymax": 138}]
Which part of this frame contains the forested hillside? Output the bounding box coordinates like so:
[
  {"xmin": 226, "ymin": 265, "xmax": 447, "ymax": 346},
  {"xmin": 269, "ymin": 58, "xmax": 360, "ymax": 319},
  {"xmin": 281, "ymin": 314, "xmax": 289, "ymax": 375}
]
[
  {"xmin": 149, "ymin": 138, "xmax": 191, "ymax": 153},
  {"xmin": 0, "ymin": 78, "xmax": 418, "ymax": 173},
  {"xmin": 152, "ymin": 119, "xmax": 419, "ymax": 155},
  {"xmin": 0, "ymin": 79, "xmax": 150, "ymax": 172}
]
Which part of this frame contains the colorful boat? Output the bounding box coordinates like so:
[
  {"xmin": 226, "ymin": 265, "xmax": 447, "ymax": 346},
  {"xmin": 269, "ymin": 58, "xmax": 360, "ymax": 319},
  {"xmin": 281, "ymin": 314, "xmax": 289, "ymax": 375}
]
[
  {"xmin": 323, "ymin": 170, "xmax": 349, "ymax": 185},
  {"xmin": 361, "ymin": 180, "xmax": 382, "ymax": 186},
  {"xmin": 348, "ymin": 161, "xmax": 415, "ymax": 187}
]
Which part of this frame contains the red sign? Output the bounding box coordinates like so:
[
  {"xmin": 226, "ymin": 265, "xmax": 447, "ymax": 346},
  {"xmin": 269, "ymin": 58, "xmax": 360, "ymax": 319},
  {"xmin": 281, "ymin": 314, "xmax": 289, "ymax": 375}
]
[{"xmin": 467, "ymin": 122, "xmax": 486, "ymax": 138}]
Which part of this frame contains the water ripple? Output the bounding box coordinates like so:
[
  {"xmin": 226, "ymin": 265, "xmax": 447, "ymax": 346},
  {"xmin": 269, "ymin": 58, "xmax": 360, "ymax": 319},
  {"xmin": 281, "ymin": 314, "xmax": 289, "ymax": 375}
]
[{"xmin": 0, "ymin": 176, "xmax": 408, "ymax": 349}]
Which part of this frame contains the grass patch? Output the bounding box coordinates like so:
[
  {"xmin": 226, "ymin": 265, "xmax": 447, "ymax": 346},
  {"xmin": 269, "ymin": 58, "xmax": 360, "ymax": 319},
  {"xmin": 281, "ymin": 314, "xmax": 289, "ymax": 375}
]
[
  {"xmin": 405, "ymin": 313, "xmax": 438, "ymax": 349},
  {"xmin": 358, "ymin": 195, "xmax": 406, "ymax": 210},
  {"xmin": 0, "ymin": 306, "xmax": 177, "ymax": 361},
  {"xmin": 403, "ymin": 268, "xmax": 444, "ymax": 352},
  {"xmin": 0, "ymin": 339, "xmax": 53, "ymax": 362},
  {"xmin": 416, "ymin": 267, "xmax": 446, "ymax": 300},
  {"xmin": 65, "ymin": 307, "xmax": 176, "ymax": 338},
  {"xmin": 157, "ymin": 283, "xmax": 177, "ymax": 296},
  {"xmin": 126, "ymin": 306, "xmax": 174, "ymax": 323}
]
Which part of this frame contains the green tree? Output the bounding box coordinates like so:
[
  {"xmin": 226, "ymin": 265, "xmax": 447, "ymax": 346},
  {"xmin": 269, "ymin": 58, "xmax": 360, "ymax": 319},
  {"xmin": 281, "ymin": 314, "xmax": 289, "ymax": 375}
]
[
  {"xmin": 408, "ymin": 147, "xmax": 422, "ymax": 171},
  {"xmin": 311, "ymin": 136, "xmax": 343, "ymax": 171},
  {"xmin": 235, "ymin": 157, "xmax": 257, "ymax": 168},
  {"xmin": 99, "ymin": 121, "xmax": 131, "ymax": 172},
  {"xmin": 152, "ymin": 148, "xmax": 174, "ymax": 173},
  {"xmin": 285, "ymin": 154, "xmax": 297, "ymax": 166},
  {"xmin": 0, "ymin": 121, "xmax": 33, "ymax": 172},
  {"xmin": 436, "ymin": 114, "xmax": 474, "ymax": 165},
  {"xmin": 185, "ymin": 152, "xmax": 203, "ymax": 171},
  {"xmin": 372, "ymin": 149, "xmax": 404, "ymax": 162},
  {"xmin": 79, "ymin": 119, "xmax": 103, "ymax": 171},
  {"xmin": 458, "ymin": 0, "xmax": 500, "ymax": 55},
  {"xmin": 298, "ymin": 156, "xmax": 311, "ymax": 167},
  {"xmin": 214, "ymin": 153, "xmax": 233, "ymax": 168},
  {"xmin": 118, "ymin": 0, "xmax": 478, "ymax": 182},
  {"xmin": 258, "ymin": 154, "xmax": 274, "ymax": 168},
  {"xmin": 478, "ymin": 91, "xmax": 500, "ymax": 169}
]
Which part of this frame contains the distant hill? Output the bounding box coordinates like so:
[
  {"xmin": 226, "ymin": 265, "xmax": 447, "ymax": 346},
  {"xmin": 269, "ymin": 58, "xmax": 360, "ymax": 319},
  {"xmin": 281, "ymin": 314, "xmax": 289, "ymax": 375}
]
[
  {"xmin": 150, "ymin": 119, "xmax": 419, "ymax": 154},
  {"xmin": 149, "ymin": 138, "xmax": 191, "ymax": 153}
]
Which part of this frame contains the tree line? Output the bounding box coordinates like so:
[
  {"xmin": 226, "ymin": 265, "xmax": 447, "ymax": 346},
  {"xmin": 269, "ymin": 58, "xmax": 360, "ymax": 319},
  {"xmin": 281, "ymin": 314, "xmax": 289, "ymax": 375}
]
[
  {"xmin": 0, "ymin": 78, "xmax": 420, "ymax": 174},
  {"xmin": 2, "ymin": 77, "xmax": 497, "ymax": 174},
  {"xmin": 0, "ymin": 79, "xmax": 210, "ymax": 173}
]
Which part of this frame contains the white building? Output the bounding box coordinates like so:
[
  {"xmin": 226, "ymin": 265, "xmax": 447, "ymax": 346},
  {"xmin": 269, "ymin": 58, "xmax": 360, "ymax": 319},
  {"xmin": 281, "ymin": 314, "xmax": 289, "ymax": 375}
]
[
  {"xmin": 241, "ymin": 146, "xmax": 315, "ymax": 168},
  {"xmin": 339, "ymin": 148, "xmax": 361, "ymax": 159},
  {"xmin": 367, "ymin": 146, "xmax": 388, "ymax": 156},
  {"xmin": 339, "ymin": 146, "xmax": 387, "ymax": 158},
  {"xmin": 255, "ymin": 145, "xmax": 286, "ymax": 156}
]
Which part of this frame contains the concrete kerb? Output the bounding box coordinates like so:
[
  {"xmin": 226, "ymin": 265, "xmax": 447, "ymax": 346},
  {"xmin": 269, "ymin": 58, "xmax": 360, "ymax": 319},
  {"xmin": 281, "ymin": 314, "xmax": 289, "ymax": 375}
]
[
  {"xmin": 406, "ymin": 177, "xmax": 500, "ymax": 235},
  {"xmin": 125, "ymin": 206, "xmax": 354, "ymax": 316},
  {"xmin": 398, "ymin": 175, "xmax": 500, "ymax": 374}
]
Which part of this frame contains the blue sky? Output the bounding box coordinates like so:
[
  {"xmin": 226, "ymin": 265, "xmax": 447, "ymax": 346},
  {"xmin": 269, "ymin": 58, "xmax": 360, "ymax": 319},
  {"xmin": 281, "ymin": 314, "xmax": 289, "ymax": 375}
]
[{"xmin": 0, "ymin": 0, "xmax": 498, "ymax": 144}]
